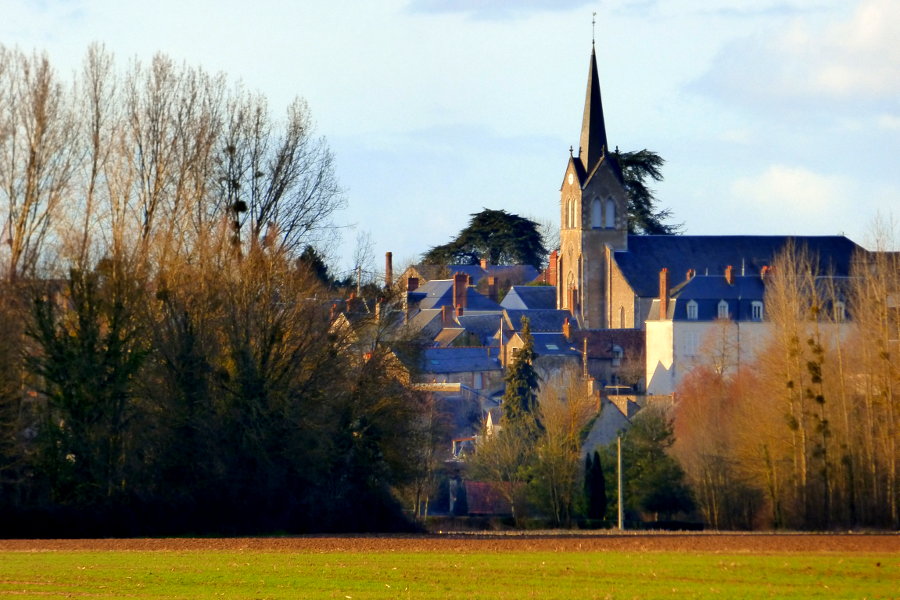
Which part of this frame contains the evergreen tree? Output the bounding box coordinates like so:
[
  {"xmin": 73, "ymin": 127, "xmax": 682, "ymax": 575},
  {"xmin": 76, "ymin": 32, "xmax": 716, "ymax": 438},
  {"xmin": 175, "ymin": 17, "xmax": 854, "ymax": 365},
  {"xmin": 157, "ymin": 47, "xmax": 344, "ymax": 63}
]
[
  {"xmin": 423, "ymin": 209, "xmax": 547, "ymax": 269},
  {"xmin": 584, "ymin": 450, "xmax": 607, "ymax": 520},
  {"xmin": 616, "ymin": 149, "xmax": 680, "ymax": 235},
  {"xmin": 501, "ymin": 316, "xmax": 541, "ymax": 430}
]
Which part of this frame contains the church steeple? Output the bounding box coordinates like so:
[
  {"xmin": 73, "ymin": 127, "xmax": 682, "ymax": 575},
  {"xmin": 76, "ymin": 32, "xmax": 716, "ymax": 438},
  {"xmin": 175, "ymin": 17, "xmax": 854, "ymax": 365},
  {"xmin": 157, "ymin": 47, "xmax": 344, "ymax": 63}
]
[{"xmin": 579, "ymin": 45, "xmax": 609, "ymax": 175}]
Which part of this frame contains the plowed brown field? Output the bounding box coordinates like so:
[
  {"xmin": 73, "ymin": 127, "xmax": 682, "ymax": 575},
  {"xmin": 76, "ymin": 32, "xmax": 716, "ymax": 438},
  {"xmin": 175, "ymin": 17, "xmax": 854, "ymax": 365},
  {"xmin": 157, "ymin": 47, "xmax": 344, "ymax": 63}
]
[{"xmin": 2, "ymin": 532, "xmax": 897, "ymax": 553}]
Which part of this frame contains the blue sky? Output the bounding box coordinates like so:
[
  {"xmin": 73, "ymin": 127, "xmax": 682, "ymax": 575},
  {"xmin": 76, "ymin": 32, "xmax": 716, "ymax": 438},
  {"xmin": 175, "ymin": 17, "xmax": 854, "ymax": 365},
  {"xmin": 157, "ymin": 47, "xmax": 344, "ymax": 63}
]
[{"xmin": 3, "ymin": 0, "xmax": 898, "ymax": 277}]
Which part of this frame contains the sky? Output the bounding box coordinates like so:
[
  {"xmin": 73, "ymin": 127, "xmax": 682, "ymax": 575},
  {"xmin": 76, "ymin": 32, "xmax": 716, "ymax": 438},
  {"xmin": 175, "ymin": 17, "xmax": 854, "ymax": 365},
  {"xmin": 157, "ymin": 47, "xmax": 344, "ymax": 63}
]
[{"xmin": 3, "ymin": 0, "xmax": 898, "ymax": 278}]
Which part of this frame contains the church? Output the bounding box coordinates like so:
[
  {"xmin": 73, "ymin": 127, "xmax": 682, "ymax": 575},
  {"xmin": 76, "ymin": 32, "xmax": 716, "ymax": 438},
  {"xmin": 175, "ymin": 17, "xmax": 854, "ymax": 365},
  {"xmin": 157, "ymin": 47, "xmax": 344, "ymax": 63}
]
[{"xmin": 556, "ymin": 43, "xmax": 864, "ymax": 395}]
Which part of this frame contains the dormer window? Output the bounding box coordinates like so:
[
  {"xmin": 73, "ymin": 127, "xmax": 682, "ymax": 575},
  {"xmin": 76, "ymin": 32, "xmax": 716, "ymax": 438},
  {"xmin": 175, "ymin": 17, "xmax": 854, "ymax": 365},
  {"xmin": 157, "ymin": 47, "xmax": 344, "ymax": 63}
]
[
  {"xmin": 686, "ymin": 300, "xmax": 698, "ymax": 320},
  {"xmin": 751, "ymin": 301, "xmax": 764, "ymax": 321},
  {"xmin": 717, "ymin": 300, "xmax": 730, "ymax": 320}
]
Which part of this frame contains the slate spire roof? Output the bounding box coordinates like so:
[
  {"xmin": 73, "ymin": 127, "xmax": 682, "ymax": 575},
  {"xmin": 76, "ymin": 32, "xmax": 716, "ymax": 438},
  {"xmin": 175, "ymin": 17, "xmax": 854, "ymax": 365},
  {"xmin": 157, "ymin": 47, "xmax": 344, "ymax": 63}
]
[{"xmin": 579, "ymin": 45, "xmax": 609, "ymax": 176}]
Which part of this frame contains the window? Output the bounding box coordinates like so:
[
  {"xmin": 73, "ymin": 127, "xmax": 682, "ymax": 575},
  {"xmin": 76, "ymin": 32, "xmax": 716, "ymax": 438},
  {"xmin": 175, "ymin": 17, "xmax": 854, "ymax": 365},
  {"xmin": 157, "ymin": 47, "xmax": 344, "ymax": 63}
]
[
  {"xmin": 751, "ymin": 301, "xmax": 764, "ymax": 321},
  {"xmin": 686, "ymin": 300, "xmax": 698, "ymax": 320},
  {"xmin": 591, "ymin": 198, "xmax": 602, "ymax": 228},
  {"xmin": 611, "ymin": 344, "xmax": 624, "ymax": 367},
  {"xmin": 834, "ymin": 301, "xmax": 846, "ymax": 322},
  {"xmin": 684, "ymin": 331, "xmax": 699, "ymax": 357},
  {"xmin": 473, "ymin": 372, "xmax": 483, "ymax": 389},
  {"xmin": 605, "ymin": 198, "xmax": 615, "ymax": 228},
  {"xmin": 717, "ymin": 300, "xmax": 730, "ymax": 320}
]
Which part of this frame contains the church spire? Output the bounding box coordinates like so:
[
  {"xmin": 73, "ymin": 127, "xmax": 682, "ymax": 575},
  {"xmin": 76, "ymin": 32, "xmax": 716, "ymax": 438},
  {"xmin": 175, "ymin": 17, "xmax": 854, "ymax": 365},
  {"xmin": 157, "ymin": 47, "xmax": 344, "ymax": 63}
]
[{"xmin": 579, "ymin": 45, "xmax": 609, "ymax": 174}]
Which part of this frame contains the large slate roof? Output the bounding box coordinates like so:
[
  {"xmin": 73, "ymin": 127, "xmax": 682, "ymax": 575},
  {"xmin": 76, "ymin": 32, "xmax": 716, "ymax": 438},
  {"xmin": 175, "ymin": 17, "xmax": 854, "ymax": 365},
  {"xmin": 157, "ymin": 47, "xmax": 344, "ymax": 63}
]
[
  {"xmin": 501, "ymin": 285, "xmax": 557, "ymax": 310},
  {"xmin": 615, "ymin": 235, "xmax": 863, "ymax": 298}
]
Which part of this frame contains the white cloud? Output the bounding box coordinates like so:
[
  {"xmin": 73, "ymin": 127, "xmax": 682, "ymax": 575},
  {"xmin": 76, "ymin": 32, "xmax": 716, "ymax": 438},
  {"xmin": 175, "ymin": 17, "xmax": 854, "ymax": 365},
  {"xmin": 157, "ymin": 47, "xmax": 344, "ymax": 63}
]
[
  {"xmin": 699, "ymin": 0, "xmax": 900, "ymax": 108},
  {"xmin": 729, "ymin": 165, "xmax": 850, "ymax": 232}
]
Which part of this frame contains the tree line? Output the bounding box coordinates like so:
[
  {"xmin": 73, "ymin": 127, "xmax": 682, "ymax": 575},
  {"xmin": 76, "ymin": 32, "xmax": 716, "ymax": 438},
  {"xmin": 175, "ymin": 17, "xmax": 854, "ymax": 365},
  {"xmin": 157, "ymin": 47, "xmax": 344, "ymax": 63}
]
[
  {"xmin": 673, "ymin": 240, "xmax": 899, "ymax": 530},
  {"xmin": 0, "ymin": 45, "xmax": 429, "ymax": 535}
]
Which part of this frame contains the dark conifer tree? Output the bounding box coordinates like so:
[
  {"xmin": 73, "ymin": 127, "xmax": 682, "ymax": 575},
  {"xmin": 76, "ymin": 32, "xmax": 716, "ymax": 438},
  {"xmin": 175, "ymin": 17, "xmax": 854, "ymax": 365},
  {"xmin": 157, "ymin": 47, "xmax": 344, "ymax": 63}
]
[
  {"xmin": 501, "ymin": 316, "xmax": 541, "ymax": 431},
  {"xmin": 585, "ymin": 450, "xmax": 607, "ymax": 520}
]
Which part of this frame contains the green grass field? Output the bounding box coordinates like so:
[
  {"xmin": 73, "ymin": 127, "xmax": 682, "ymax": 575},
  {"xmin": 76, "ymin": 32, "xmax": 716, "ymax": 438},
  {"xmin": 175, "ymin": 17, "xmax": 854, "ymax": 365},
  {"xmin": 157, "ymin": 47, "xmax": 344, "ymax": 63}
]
[{"xmin": 1, "ymin": 545, "xmax": 896, "ymax": 599}]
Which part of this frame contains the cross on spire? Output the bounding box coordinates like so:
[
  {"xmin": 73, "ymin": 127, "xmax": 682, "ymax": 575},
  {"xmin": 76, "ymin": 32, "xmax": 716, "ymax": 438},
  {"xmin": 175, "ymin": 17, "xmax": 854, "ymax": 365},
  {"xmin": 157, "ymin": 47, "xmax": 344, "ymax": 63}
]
[{"xmin": 592, "ymin": 11, "xmax": 596, "ymax": 46}]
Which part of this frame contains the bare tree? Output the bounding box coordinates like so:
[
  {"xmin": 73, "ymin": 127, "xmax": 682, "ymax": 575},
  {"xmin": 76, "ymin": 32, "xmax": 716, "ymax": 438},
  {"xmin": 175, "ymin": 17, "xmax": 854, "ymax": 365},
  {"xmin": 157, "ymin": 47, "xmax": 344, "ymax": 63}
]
[{"xmin": 0, "ymin": 47, "xmax": 77, "ymax": 280}]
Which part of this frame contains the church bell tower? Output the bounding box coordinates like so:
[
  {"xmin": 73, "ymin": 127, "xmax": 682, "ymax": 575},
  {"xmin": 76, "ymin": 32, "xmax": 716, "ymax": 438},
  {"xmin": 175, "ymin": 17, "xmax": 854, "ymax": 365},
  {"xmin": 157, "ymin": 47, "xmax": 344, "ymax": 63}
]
[{"xmin": 557, "ymin": 43, "xmax": 628, "ymax": 329}]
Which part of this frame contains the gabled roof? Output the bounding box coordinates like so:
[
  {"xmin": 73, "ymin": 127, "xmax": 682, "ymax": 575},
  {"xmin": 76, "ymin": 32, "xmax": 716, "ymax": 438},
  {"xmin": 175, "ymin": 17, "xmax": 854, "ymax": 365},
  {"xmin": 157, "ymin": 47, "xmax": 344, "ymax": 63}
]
[
  {"xmin": 615, "ymin": 235, "xmax": 863, "ymax": 298},
  {"xmin": 422, "ymin": 347, "xmax": 501, "ymax": 374},
  {"xmin": 501, "ymin": 285, "xmax": 556, "ymax": 310}
]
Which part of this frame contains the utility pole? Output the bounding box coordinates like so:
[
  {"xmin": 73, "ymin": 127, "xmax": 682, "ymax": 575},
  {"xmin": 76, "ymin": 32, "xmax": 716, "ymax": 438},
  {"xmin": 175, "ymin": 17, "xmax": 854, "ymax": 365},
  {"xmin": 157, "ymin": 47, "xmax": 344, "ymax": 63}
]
[{"xmin": 617, "ymin": 435, "xmax": 624, "ymax": 530}]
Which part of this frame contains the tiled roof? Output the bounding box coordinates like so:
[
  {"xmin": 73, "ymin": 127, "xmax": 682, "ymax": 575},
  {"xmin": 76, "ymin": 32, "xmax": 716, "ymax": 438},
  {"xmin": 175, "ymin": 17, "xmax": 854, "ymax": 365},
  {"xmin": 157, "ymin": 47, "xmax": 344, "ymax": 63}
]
[
  {"xmin": 615, "ymin": 235, "xmax": 862, "ymax": 298},
  {"xmin": 501, "ymin": 286, "xmax": 556, "ymax": 310}
]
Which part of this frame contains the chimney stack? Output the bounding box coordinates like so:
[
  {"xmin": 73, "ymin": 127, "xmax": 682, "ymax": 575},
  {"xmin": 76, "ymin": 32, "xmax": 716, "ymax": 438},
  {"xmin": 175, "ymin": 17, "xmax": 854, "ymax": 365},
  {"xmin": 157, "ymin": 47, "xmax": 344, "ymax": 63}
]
[
  {"xmin": 453, "ymin": 272, "xmax": 468, "ymax": 309},
  {"xmin": 547, "ymin": 249, "xmax": 559, "ymax": 286},
  {"xmin": 659, "ymin": 268, "xmax": 669, "ymax": 319},
  {"xmin": 725, "ymin": 265, "xmax": 734, "ymax": 285},
  {"xmin": 406, "ymin": 276, "xmax": 419, "ymax": 292},
  {"xmin": 562, "ymin": 317, "xmax": 571, "ymax": 341},
  {"xmin": 760, "ymin": 265, "xmax": 770, "ymax": 282},
  {"xmin": 385, "ymin": 252, "xmax": 393, "ymax": 288},
  {"xmin": 480, "ymin": 257, "xmax": 488, "ymax": 270},
  {"xmin": 441, "ymin": 305, "xmax": 453, "ymax": 326},
  {"xmin": 456, "ymin": 305, "xmax": 464, "ymax": 317},
  {"xmin": 687, "ymin": 268, "xmax": 695, "ymax": 280},
  {"xmin": 487, "ymin": 276, "xmax": 498, "ymax": 303}
]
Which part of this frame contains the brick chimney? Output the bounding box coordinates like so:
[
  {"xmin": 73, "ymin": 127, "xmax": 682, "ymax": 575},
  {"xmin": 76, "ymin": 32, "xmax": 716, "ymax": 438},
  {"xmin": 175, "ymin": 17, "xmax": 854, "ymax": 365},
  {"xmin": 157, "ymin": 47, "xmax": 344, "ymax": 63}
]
[
  {"xmin": 659, "ymin": 268, "xmax": 669, "ymax": 319},
  {"xmin": 725, "ymin": 265, "xmax": 734, "ymax": 285},
  {"xmin": 384, "ymin": 252, "xmax": 393, "ymax": 288},
  {"xmin": 456, "ymin": 305, "xmax": 464, "ymax": 317},
  {"xmin": 406, "ymin": 276, "xmax": 419, "ymax": 292},
  {"xmin": 686, "ymin": 268, "xmax": 695, "ymax": 280},
  {"xmin": 760, "ymin": 265, "xmax": 770, "ymax": 282},
  {"xmin": 562, "ymin": 317, "xmax": 571, "ymax": 341},
  {"xmin": 453, "ymin": 272, "xmax": 468, "ymax": 309},
  {"xmin": 547, "ymin": 249, "xmax": 559, "ymax": 286},
  {"xmin": 480, "ymin": 257, "xmax": 488, "ymax": 270},
  {"xmin": 441, "ymin": 305, "xmax": 453, "ymax": 326},
  {"xmin": 487, "ymin": 276, "xmax": 498, "ymax": 303}
]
